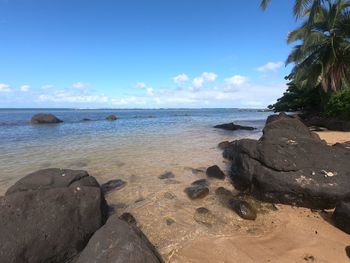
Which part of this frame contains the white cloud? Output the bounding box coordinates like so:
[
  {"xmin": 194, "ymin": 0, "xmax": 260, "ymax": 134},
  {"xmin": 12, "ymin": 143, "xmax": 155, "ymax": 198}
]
[
  {"xmin": 135, "ymin": 82, "xmax": 146, "ymax": 89},
  {"xmin": 192, "ymin": 72, "xmax": 217, "ymax": 88},
  {"xmin": 20, "ymin": 85, "xmax": 30, "ymax": 92},
  {"xmin": 173, "ymin": 74, "xmax": 189, "ymax": 85},
  {"xmin": 0, "ymin": 83, "xmax": 11, "ymax": 92},
  {"xmin": 72, "ymin": 82, "xmax": 88, "ymax": 89},
  {"xmin": 257, "ymin": 61, "xmax": 284, "ymax": 72},
  {"xmin": 146, "ymin": 87, "xmax": 154, "ymax": 96},
  {"xmin": 225, "ymin": 75, "xmax": 248, "ymax": 86},
  {"xmin": 41, "ymin": 84, "xmax": 54, "ymax": 90}
]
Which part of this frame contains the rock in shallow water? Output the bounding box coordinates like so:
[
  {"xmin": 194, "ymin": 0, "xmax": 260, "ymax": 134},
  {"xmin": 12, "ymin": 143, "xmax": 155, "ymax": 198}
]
[
  {"xmin": 214, "ymin": 122, "xmax": 255, "ymax": 131},
  {"xmin": 106, "ymin": 114, "xmax": 118, "ymax": 121},
  {"xmin": 31, "ymin": 113, "xmax": 63, "ymax": 124},
  {"xmin": 225, "ymin": 114, "xmax": 350, "ymax": 209},
  {"xmin": 101, "ymin": 179, "xmax": 126, "ymax": 194},
  {"xmin": 229, "ymin": 199, "xmax": 257, "ymax": 221},
  {"xmin": 194, "ymin": 207, "xmax": 219, "ymax": 227},
  {"xmin": 159, "ymin": 171, "xmax": 175, "ymax": 179},
  {"xmin": 185, "ymin": 185, "xmax": 209, "ymax": 199},
  {"xmin": 206, "ymin": 165, "xmax": 225, "ymax": 180}
]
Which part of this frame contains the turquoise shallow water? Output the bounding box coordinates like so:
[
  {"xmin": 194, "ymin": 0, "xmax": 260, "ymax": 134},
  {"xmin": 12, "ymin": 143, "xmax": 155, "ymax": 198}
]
[{"xmin": 0, "ymin": 108, "xmax": 270, "ymax": 193}]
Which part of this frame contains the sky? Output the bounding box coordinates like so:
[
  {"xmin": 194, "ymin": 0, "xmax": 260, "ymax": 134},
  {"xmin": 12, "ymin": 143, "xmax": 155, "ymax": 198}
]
[{"xmin": 0, "ymin": 0, "xmax": 297, "ymax": 108}]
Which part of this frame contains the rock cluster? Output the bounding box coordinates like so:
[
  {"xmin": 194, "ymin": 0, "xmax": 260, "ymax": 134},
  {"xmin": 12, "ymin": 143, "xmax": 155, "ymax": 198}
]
[{"xmin": 214, "ymin": 122, "xmax": 255, "ymax": 131}]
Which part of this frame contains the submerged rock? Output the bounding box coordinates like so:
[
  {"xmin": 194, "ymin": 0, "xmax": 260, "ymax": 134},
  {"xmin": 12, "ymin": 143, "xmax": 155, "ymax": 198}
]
[
  {"xmin": 193, "ymin": 207, "xmax": 219, "ymax": 227},
  {"xmin": 106, "ymin": 114, "xmax": 118, "ymax": 121},
  {"xmin": 229, "ymin": 199, "xmax": 257, "ymax": 220},
  {"xmin": 31, "ymin": 113, "xmax": 63, "ymax": 124},
  {"xmin": 101, "ymin": 179, "xmax": 126, "ymax": 194},
  {"xmin": 226, "ymin": 114, "xmax": 350, "ymax": 209},
  {"xmin": 159, "ymin": 172, "xmax": 175, "ymax": 179},
  {"xmin": 185, "ymin": 185, "xmax": 209, "ymax": 199},
  {"xmin": 214, "ymin": 122, "xmax": 255, "ymax": 131},
  {"xmin": 191, "ymin": 179, "xmax": 209, "ymax": 187},
  {"xmin": 0, "ymin": 169, "xmax": 107, "ymax": 263},
  {"xmin": 332, "ymin": 202, "xmax": 350, "ymax": 234},
  {"xmin": 81, "ymin": 118, "xmax": 92, "ymax": 121},
  {"xmin": 76, "ymin": 215, "xmax": 163, "ymax": 263},
  {"xmin": 206, "ymin": 165, "xmax": 225, "ymax": 180}
]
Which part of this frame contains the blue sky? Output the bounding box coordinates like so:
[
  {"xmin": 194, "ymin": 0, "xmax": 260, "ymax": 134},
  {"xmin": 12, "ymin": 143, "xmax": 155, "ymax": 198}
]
[{"xmin": 0, "ymin": 0, "xmax": 297, "ymax": 108}]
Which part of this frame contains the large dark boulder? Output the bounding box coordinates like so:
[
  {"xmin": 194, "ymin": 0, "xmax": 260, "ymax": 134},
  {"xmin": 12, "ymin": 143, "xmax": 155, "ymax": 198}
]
[
  {"xmin": 225, "ymin": 115, "xmax": 350, "ymax": 209},
  {"xmin": 332, "ymin": 202, "xmax": 350, "ymax": 234},
  {"xmin": 0, "ymin": 169, "xmax": 108, "ymax": 263},
  {"xmin": 76, "ymin": 214, "xmax": 163, "ymax": 263},
  {"xmin": 214, "ymin": 122, "xmax": 255, "ymax": 131},
  {"xmin": 31, "ymin": 113, "xmax": 63, "ymax": 124},
  {"xmin": 300, "ymin": 114, "xmax": 350, "ymax": 131}
]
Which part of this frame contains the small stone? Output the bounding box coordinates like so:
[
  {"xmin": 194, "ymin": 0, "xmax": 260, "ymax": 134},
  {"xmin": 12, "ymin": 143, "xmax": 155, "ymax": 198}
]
[
  {"xmin": 166, "ymin": 218, "xmax": 175, "ymax": 226},
  {"xmin": 101, "ymin": 179, "xmax": 126, "ymax": 194},
  {"xmin": 159, "ymin": 172, "xmax": 175, "ymax": 179},
  {"xmin": 194, "ymin": 207, "xmax": 218, "ymax": 227},
  {"xmin": 229, "ymin": 199, "xmax": 257, "ymax": 220},
  {"xmin": 184, "ymin": 185, "xmax": 209, "ymax": 199},
  {"xmin": 106, "ymin": 114, "xmax": 118, "ymax": 121},
  {"xmin": 76, "ymin": 187, "xmax": 81, "ymax": 191},
  {"xmin": 196, "ymin": 207, "xmax": 210, "ymax": 214},
  {"xmin": 135, "ymin": 197, "xmax": 145, "ymax": 203},
  {"xmin": 119, "ymin": 212, "xmax": 137, "ymax": 225},
  {"xmin": 191, "ymin": 179, "xmax": 208, "ymax": 187},
  {"xmin": 81, "ymin": 118, "xmax": 91, "ymax": 121},
  {"xmin": 206, "ymin": 165, "xmax": 225, "ymax": 180},
  {"xmin": 303, "ymin": 255, "xmax": 315, "ymax": 261}
]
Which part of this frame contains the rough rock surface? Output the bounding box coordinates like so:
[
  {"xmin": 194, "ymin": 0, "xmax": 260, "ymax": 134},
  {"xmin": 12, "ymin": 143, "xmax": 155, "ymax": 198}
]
[
  {"xmin": 332, "ymin": 202, "xmax": 350, "ymax": 234},
  {"xmin": 225, "ymin": 114, "xmax": 350, "ymax": 209},
  {"xmin": 214, "ymin": 122, "xmax": 255, "ymax": 131},
  {"xmin": 101, "ymin": 179, "xmax": 126, "ymax": 194},
  {"xmin": 206, "ymin": 165, "xmax": 225, "ymax": 180},
  {"xmin": 31, "ymin": 113, "xmax": 63, "ymax": 124},
  {"xmin": 300, "ymin": 115, "xmax": 350, "ymax": 131},
  {"xmin": 0, "ymin": 169, "xmax": 107, "ymax": 263},
  {"xmin": 76, "ymin": 214, "xmax": 163, "ymax": 263}
]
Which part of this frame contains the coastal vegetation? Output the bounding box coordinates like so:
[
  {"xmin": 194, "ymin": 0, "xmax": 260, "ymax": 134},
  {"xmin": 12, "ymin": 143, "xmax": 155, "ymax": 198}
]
[{"xmin": 262, "ymin": 0, "xmax": 350, "ymax": 120}]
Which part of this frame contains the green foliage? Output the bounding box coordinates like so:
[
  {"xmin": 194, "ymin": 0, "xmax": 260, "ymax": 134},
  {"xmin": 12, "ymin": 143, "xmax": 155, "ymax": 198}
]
[
  {"xmin": 325, "ymin": 88, "xmax": 350, "ymax": 120},
  {"xmin": 268, "ymin": 82, "xmax": 322, "ymax": 112}
]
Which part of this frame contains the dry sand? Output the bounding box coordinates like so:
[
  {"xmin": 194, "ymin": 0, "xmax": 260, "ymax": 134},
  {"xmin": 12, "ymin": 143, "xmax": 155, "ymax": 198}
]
[{"xmin": 165, "ymin": 132, "xmax": 350, "ymax": 263}]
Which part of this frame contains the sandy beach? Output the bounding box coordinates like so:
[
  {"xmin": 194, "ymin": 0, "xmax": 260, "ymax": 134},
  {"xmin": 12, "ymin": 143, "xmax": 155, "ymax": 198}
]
[{"xmin": 316, "ymin": 131, "xmax": 350, "ymax": 145}]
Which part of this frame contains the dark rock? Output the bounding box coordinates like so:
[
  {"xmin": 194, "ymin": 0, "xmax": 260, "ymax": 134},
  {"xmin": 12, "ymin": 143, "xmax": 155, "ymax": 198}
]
[
  {"xmin": 119, "ymin": 212, "xmax": 137, "ymax": 226},
  {"xmin": 196, "ymin": 207, "xmax": 210, "ymax": 214},
  {"xmin": 135, "ymin": 197, "xmax": 145, "ymax": 203},
  {"xmin": 190, "ymin": 168, "xmax": 205, "ymax": 174},
  {"xmin": 191, "ymin": 179, "xmax": 209, "ymax": 187},
  {"xmin": 81, "ymin": 118, "xmax": 92, "ymax": 121},
  {"xmin": 6, "ymin": 168, "xmax": 97, "ymax": 195},
  {"xmin": 193, "ymin": 207, "xmax": 218, "ymax": 227},
  {"xmin": 106, "ymin": 114, "xmax": 118, "ymax": 121},
  {"xmin": 31, "ymin": 113, "xmax": 63, "ymax": 124},
  {"xmin": 229, "ymin": 199, "xmax": 257, "ymax": 220},
  {"xmin": 227, "ymin": 116, "xmax": 350, "ymax": 209},
  {"xmin": 214, "ymin": 122, "xmax": 255, "ymax": 131},
  {"xmin": 101, "ymin": 179, "xmax": 126, "ymax": 194},
  {"xmin": 303, "ymin": 255, "xmax": 315, "ymax": 262},
  {"xmin": 159, "ymin": 172, "xmax": 175, "ymax": 179},
  {"xmin": 76, "ymin": 215, "xmax": 163, "ymax": 263},
  {"xmin": 0, "ymin": 178, "xmax": 107, "ymax": 263},
  {"xmin": 218, "ymin": 141, "xmax": 231, "ymax": 150},
  {"xmin": 206, "ymin": 165, "xmax": 225, "ymax": 180},
  {"xmin": 184, "ymin": 185, "xmax": 209, "ymax": 199},
  {"xmin": 265, "ymin": 112, "xmax": 292, "ymax": 125},
  {"xmin": 166, "ymin": 218, "xmax": 175, "ymax": 226},
  {"xmin": 345, "ymin": 246, "xmax": 350, "ymax": 259},
  {"xmin": 332, "ymin": 202, "xmax": 350, "ymax": 234},
  {"xmin": 300, "ymin": 114, "xmax": 350, "ymax": 131}
]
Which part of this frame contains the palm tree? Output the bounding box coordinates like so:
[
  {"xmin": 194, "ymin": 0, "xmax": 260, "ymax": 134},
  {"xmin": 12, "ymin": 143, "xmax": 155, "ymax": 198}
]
[{"xmin": 286, "ymin": 0, "xmax": 350, "ymax": 93}]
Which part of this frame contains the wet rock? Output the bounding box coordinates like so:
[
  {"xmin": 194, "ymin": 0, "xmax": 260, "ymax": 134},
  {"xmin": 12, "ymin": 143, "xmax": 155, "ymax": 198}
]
[
  {"xmin": 81, "ymin": 118, "xmax": 91, "ymax": 121},
  {"xmin": 31, "ymin": 113, "xmax": 63, "ymax": 124},
  {"xmin": 159, "ymin": 172, "xmax": 175, "ymax": 179},
  {"xmin": 106, "ymin": 114, "xmax": 118, "ymax": 121},
  {"xmin": 164, "ymin": 192, "xmax": 177, "ymax": 200},
  {"xmin": 215, "ymin": 187, "xmax": 235, "ymax": 206},
  {"xmin": 191, "ymin": 179, "xmax": 209, "ymax": 187},
  {"xmin": 218, "ymin": 141, "xmax": 231, "ymax": 150},
  {"xmin": 206, "ymin": 165, "xmax": 225, "ymax": 180},
  {"xmin": 101, "ymin": 179, "xmax": 126, "ymax": 194},
  {"xmin": 214, "ymin": 122, "xmax": 255, "ymax": 131},
  {"xmin": 119, "ymin": 212, "xmax": 137, "ymax": 226},
  {"xmin": 229, "ymin": 199, "xmax": 257, "ymax": 220},
  {"xmin": 185, "ymin": 185, "xmax": 209, "ymax": 199},
  {"xmin": 332, "ymin": 202, "xmax": 350, "ymax": 234},
  {"xmin": 265, "ymin": 112, "xmax": 292, "ymax": 125},
  {"xmin": 135, "ymin": 197, "xmax": 145, "ymax": 203},
  {"xmin": 226, "ymin": 115, "xmax": 350, "ymax": 209},
  {"xmin": 194, "ymin": 207, "xmax": 218, "ymax": 227},
  {"xmin": 303, "ymin": 255, "xmax": 315, "ymax": 262},
  {"xmin": 345, "ymin": 246, "xmax": 350, "ymax": 259},
  {"xmin": 0, "ymin": 169, "xmax": 108, "ymax": 263},
  {"xmin": 190, "ymin": 167, "xmax": 206, "ymax": 174},
  {"xmin": 76, "ymin": 215, "xmax": 163, "ymax": 263}
]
